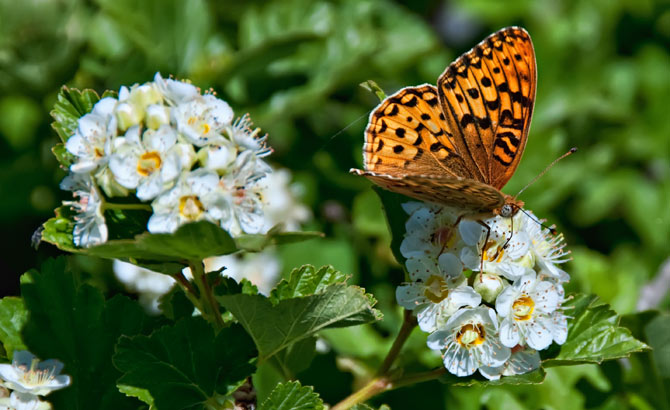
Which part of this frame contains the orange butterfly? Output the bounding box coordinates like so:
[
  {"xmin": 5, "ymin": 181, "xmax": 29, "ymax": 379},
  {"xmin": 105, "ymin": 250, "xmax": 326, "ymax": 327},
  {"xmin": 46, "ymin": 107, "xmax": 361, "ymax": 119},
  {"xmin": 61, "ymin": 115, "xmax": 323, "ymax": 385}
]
[{"xmin": 351, "ymin": 26, "xmax": 536, "ymax": 221}]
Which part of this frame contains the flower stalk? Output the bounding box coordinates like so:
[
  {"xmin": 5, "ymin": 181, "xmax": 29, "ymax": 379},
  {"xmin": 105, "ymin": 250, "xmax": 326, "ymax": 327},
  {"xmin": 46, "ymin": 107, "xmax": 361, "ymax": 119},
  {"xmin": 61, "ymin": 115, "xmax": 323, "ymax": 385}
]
[{"xmin": 189, "ymin": 261, "xmax": 225, "ymax": 330}]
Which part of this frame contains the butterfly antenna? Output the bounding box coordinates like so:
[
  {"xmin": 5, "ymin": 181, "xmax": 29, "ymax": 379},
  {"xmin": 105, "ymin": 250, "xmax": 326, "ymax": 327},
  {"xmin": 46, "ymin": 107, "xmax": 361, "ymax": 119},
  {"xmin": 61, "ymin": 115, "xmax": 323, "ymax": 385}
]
[
  {"xmin": 320, "ymin": 111, "xmax": 371, "ymax": 149},
  {"xmin": 516, "ymin": 147, "xmax": 578, "ymax": 198},
  {"xmin": 516, "ymin": 206, "xmax": 558, "ymax": 234}
]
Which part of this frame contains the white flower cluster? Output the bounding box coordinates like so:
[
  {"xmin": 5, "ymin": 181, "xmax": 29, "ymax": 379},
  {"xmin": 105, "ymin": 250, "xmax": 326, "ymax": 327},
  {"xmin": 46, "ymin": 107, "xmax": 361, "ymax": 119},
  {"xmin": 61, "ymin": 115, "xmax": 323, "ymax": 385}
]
[
  {"xmin": 396, "ymin": 203, "xmax": 570, "ymax": 380},
  {"xmin": 0, "ymin": 351, "xmax": 70, "ymax": 410},
  {"xmin": 61, "ymin": 73, "xmax": 273, "ymax": 247}
]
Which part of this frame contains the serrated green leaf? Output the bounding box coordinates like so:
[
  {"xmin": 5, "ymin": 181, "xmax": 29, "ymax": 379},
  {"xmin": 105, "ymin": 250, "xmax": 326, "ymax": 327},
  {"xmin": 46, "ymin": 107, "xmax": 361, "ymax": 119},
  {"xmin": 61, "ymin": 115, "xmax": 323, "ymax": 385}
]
[
  {"xmin": 49, "ymin": 86, "xmax": 106, "ymax": 143},
  {"xmin": 117, "ymin": 384, "xmax": 154, "ymax": 407},
  {"xmin": 543, "ymin": 294, "xmax": 649, "ymax": 366},
  {"xmin": 214, "ymin": 276, "xmax": 259, "ymax": 297},
  {"xmin": 218, "ymin": 283, "xmax": 381, "ymax": 362},
  {"xmin": 259, "ymin": 381, "xmax": 325, "ymax": 410},
  {"xmin": 51, "ymin": 143, "xmax": 74, "ymax": 168},
  {"xmin": 113, "ymin": 318, "xmax": 257, "ymax": 410},
  {"xmin": 86, "ymin": 220, "xmax": 237, "ymax": 265},
  {"xmin": 645, "ymin": 313, "xmax": 670, "ymax": 378},
  {"xmin": 373, "ymin": 187, "xmax": 409, "ymax": 267},
  {"xmin": 41, "ymin": 206, "xmax": 79, "ymax": 254},
  {"xmin": 0, "ymin": 297, "xmax": 27, "ymax": 358},
  {"xmin": 270, "ymin": 264, "xmax": 347, "ymax": 302},
  {"xmin": 158, "ymin": 285, "xmax": 194, "ymax": 322},
  {"xmin": 21, "ymin": 258, "xmax": 150, "ymax": 410},
  {"xmin": 234, "ymin": 229, "xmax": 323, "ymax": 253}
]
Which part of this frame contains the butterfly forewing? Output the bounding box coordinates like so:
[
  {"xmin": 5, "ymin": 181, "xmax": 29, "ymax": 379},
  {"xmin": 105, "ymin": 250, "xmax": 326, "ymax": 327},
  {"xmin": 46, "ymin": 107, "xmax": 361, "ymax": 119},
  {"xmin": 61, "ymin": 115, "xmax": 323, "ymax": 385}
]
[
  {"xmin": 363, "ymin": 85, "xmax": 473, "ymax": 179},
  {"xmin": 437, "ymin": 27, "xmax": 536, "ymax": 190}
]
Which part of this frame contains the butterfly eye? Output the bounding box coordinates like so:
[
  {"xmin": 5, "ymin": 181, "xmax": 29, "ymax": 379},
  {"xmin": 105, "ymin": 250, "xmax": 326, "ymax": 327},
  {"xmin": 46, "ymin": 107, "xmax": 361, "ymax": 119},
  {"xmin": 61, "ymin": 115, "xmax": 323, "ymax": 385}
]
[{"xmin": 500, "ymin": 204, "xmax": 514, "ymax": 217}]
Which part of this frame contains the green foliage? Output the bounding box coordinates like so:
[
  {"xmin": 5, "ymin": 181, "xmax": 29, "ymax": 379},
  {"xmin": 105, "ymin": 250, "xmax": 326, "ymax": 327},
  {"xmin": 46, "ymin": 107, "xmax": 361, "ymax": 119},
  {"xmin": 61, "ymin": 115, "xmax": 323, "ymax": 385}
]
[
  {"xmin": 259, "ymin": 380, "xmax": 325, "ymax": 410},
  {"xmin": 0, "ymin": 297, "xmax": 27, "ymax": 359},
  {"xmin": 218, "ymin": 265, "xmax": 381, "ymax": 362},
  {"xmin": 114, "ymin": 318, "xmax": 257, "ymax": 410},
  {"xmin": 20, "ymin": 258, "xmax": 150, "ymax": 409},
  {"xmin": 543, "ymin": 294, "xmax": 650, "ymax": 366}
]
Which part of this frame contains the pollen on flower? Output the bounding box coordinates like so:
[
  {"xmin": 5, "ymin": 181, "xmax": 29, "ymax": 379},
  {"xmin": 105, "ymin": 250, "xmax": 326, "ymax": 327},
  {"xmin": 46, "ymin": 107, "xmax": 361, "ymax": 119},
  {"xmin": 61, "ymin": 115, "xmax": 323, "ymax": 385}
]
[
  {"xmin": 512, "ymin": 295, "xmax": 535, "ymax": 321},
  {"xmin": 423, "ymin": 275, "xmax": 450, "ymax": 303},
  {"xmin": 179, "ymin": 195, "xmax": 204, "ymax": 220},
  {"xmin": 137, "ymin": 151, "xmax": 162, "ymax": 176},
  {"xmin": 456, "ymin": 323, "xmax": 486, "ymax": 347}
]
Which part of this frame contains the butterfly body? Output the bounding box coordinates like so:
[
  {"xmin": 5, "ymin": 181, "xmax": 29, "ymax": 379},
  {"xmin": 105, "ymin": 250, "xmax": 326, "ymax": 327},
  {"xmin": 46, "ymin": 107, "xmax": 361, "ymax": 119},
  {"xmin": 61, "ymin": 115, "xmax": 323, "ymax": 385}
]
[{"xmin": 351, "ymin": 27, "xmax": 535, "ymax": 220}]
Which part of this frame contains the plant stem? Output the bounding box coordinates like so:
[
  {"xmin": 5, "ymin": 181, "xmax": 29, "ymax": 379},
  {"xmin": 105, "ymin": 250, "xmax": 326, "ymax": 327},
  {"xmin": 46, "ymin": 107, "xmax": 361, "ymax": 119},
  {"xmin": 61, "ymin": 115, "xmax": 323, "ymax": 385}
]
[
  {"xmin": 190, "ymin": 261, "xmax": 225, "ymax": 330},
  {"xmin": 332, "ymin": 310, "xmax": 418, "ymax": 409},
  {"xmin": 377, "ymin": 309, "xmax": 416, "ymax": 375},
  {"xmin": 103, "ymin": 202, "xmax": 153, "ymax": 211}
]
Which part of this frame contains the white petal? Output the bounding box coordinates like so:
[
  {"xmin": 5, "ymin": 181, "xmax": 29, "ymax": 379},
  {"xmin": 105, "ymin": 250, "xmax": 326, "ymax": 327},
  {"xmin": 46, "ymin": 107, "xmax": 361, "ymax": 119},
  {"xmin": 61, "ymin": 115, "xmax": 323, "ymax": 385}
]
[
  {"xmin": 532, "ymin": 281, "xmax": 560, "ymax": 313},
  {"xmin": 136, "ymin": 176, "xmax": 164, "ymax": 201},
  {"xmin": 448, "ymin": 286, "xmax": 481, "ymax": 310},
  {"xmin": 405, "ymin": 255, "xmax": 438, "ymax": 282},
  {"xmin": 416, "ymin": 303, "xmax": 441, "ymax": 333},
  {"xmin": 395, "ymin": 284, "xmax": 425, "ymax": 310},
  {"xmin": 495, "ymin": 286, "xmax": 517, "ymax": 316},
  {"xmin": 144, "ymin": 125, "xmax": 177, "ymax": 152},
  {"xmin": 438, "ymin": 253, "xmax": 462, "ymax": 278},
  {"xmin": 551, "ymin": 312, "xmax": 568, "ymax": 345},
  {"xmin": 147, "ymin": 213, "xmax": 179, "ymax": 233},
  {"xmin": 525, "ymin": 316, "xmax": 553, "ymax": 350},
  {"xmin": 458, "ymin": 220, "xmax": 483, "ymax": 246},
  {"xmin": 499, "ymin": 317, "xmax": 520, "ymax": 348},
  {"xmin": 426, "ymin": 330, "xmax": 451, "ymax": 351}
]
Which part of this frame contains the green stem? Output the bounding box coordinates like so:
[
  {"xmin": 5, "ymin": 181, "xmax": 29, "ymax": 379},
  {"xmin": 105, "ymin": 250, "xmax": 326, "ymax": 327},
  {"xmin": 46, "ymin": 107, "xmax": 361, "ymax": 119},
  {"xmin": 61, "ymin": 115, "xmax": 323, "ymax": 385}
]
[
  {"xmin": 103, "ymin": 202, "xmax": 153, "ymax": 211},
  {"xmin": 190, "ymin": 261, "xmax": 225, "ymax": 330},
  {"xmin": 377, "ymin": 309, "xmax": 416, "ymax": 375},
  {"xmin": 332, "ymin": 310, "xmax": 417, "ymax": 410}
]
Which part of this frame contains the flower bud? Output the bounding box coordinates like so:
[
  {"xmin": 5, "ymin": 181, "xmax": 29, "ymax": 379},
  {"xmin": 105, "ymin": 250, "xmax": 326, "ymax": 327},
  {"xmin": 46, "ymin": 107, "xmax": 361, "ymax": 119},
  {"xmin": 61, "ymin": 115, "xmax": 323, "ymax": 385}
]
[
  {"xmin": 145, "ymin": 104, "xmax": 170, "ymax": 129},
  {"xmin": 115, "ymin": 102, "xmax": 143, "ymax": 131},
  {"xmin": 473, "ymin": 272, "xmax": 505, "ymax": 303}
]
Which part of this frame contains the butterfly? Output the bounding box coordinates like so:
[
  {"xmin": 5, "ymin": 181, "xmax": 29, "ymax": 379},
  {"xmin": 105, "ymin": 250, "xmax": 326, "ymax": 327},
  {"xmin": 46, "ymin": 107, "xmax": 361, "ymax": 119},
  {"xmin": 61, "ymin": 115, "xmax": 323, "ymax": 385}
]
[{"xmin": 351, "ymin": 26, "xmax": 536, "ymax": 221}]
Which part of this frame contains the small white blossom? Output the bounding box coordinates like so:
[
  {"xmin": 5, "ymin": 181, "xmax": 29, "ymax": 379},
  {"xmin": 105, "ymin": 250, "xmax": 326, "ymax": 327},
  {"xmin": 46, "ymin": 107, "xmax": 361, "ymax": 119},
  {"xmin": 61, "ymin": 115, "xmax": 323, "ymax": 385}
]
[
  {"xmin": 65, "ymin": 97, "xmax": 118, "ymax": 173},
  {"xmin": 427, "ymin": 307, "xmax": 510, "ymax": 377},
  {"xmin": 148, "ymin": 169, "xmax": 228, "ymax": 233},
  {"xmin": 496, "ymin": 272, "xmax": 564, "ymax": 350},
  {"xmin": 522, "ymin": 213, "xmax": 570, "ymax": 282},
  {"xmin": 172, "ymin": 95, "xmax": 233, "ymax": 146},
  {"xmin": 399, "ymin": 203, "xmax": 464, "ymax": 258},
  {"xmin": 473, "ymin": 272, "xmax": 505, "ymax": 303},
  {"xmin": 205, "ymin": 252, "xmax": 282, "ymax": 295},
  {"xmin": 258, "ymin": 169, "xmax": 311, "ymax": 232},
  {"xmin": 153, "ymin": 72, "xmax": 200, "ymax": 105},
  {"xmin": 397, "ymin": 253, "xmax": 480, "ymax": 332},
  {"xmin": 113, "ymin": 260, "xmax": 177, "ymax": 314},
  {"xmin": 0, "ymin": 351, "xmax": 70, "ymax": 397},
  {"xmin": 60, "ymin": 174, "xmax": 107, "ymax": 247},
  {"xmin": 109, "ymin": 125, "xmax": 192, "ymax": 201},
  {"xmin": 479, "ymin": 345, "xmax": 541, "ymax": 380},
  {"xmin": 226, "ymin": 114, "xmax": 272, "ymax": 158}
]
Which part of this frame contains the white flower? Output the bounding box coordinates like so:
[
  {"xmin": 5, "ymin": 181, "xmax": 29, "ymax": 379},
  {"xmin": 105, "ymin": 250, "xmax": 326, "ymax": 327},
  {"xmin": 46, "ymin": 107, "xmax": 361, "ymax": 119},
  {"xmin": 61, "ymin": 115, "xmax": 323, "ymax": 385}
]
[
  {"xmin": 479, "ymin": 345, "xmax": 541, "ymax": 380},
  {"xmin": 258, "ymin": 169, "xmax": 311, "ymax": 232},
  {"xmin": 427, "ymin": 306, "xmax": 510, "ymax": 377},
  {"xmin": 113, "ymin": 260, "xmax": 177, "ymax": 314},
  {"xmin": 109, "ymin": 125, "xmax": 194, "ymax": 201},
  {"xmin": 198, "ymin": 141, "xmax": 238, "ymax": 173},
  {"xmin": 153, "ymin": 72, "xmax": 200, "ymax": 106},
  {"xmin": 172, "ymin": 94, "xmax": 233, "ymax": 146},
  {"xmin": 205, "ymin": 251, "xmax": 281, "ymax": 295},
  {"xmin": 65, "ymin": 97, "xmax": 117, "ymax": 173},
  {"xmin": 217, "ymin": 151, "xmax": 271, "ymax": 235},
  {"xmin": 226, "ymin": 114, "xmax": 271, "ymax": 158},
  {"xmin": 496, "ymin": 272, "xmax": 565, "ymax": 350},
  {"xmin": 399, "ymin": 203, "xmax": 464, "ymax": 258},
  {"xmin": 148, "ymin": 169, "xmax": 228, "ymax": 233},
  {"xmin": 3, "ymin": 391, "xmax": 51, "ymax": 410},
  {"xmin": 60, "ymin": 174, "xmax": 107, "ymax": 247},
  {"xmin": 397, "ymin": 253, "xmax": 481, "ymax": 333},
  {"xmin": 472, "ymin": 272, "xmax": 505, "ymax": 303},
  {"xmin": 0, "ymin": 351, "xmax": 70, "ymax": 397},
  {"xmin": 459, "ymin": 213, "xmax": 534, "ymax": 281},
  {"xmin": 522, "ymin": 213, "xmax": 570, "ymax": 282}
]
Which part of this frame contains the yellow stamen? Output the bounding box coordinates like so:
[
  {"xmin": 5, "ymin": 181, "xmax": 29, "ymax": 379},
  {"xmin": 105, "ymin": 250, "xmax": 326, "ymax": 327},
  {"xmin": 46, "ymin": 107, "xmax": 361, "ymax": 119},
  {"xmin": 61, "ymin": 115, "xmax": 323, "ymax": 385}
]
[
  {"xmin": 136, "ymin": 151, "xmax": 162, "ymax": 176},
  {"xmin": 423, "ymin": 275, "xmax": 450, "ymax": 303},
  {"xmin": 512, "ymin": 295, "xmax": 535, "ymax": 321},
  {"xmin": 456, "ymin": 323, "xmax": 486, "ymax": 347},
  {"xmin": 179, "ymin": 195, "xmax": 204, "ymax": 220}
]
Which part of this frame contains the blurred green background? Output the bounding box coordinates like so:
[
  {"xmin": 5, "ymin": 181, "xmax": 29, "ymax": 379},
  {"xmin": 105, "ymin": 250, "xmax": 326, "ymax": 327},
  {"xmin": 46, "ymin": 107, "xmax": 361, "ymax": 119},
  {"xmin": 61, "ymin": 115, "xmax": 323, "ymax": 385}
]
[{"xmin": 1, "ymin": 0, "xmax": 668, "ymax": 408}]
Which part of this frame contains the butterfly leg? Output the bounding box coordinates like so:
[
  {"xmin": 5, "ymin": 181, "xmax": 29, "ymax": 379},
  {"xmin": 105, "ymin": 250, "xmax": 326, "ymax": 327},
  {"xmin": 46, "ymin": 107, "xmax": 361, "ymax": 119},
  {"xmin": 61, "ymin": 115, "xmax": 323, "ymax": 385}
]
[
  {"xmin": 476, "ymin": 219, "xmax": 492, "ymax": 281},
  {"xmin": 495, "ymin": 215, "xmax": 515, "ymax": 259}
]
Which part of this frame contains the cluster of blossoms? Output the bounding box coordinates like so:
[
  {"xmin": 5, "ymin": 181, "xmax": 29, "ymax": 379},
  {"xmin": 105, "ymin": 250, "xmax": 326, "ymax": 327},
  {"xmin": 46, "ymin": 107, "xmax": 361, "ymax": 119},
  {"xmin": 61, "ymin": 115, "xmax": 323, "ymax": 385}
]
[
  {"xmin": 0, "ymin": 351, "xmax": 71, "ymax": 410},
  {"xmin": 114, "ymin": 168, "xmax": 310, "ymax": 313},
  {"xmin": 62, "ymin": 73, "xmax": 274, "ymax": 247},
  {"xmin": 396, "ymin": 202, "xmax": 570, "ymax": 379}
]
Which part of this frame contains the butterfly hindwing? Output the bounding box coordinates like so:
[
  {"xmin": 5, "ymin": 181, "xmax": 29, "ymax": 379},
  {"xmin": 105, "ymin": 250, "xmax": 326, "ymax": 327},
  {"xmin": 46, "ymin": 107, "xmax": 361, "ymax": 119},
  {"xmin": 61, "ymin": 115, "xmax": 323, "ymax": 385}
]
[
  {"xmin": 351, "ymin": 170, "xmax": 505, "ymax": 211},
  {"xmin": 437, "ymin": 26, "xmax": 536, "ymax": 190}
]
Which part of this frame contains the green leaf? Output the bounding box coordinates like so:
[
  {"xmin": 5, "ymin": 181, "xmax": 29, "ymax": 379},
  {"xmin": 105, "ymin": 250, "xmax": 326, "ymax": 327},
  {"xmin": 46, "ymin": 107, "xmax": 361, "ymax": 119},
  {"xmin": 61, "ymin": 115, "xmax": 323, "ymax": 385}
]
[
  {"xmin": 113, "ymin": 318, "xmax": 257, "ymax": 410},
  {"xmin": 270, "ymin": 264, "xmax": 347, "ymax": 302},
  {"xmin": 543, "ymin": 294, "xmax": 649, "ymax": 366},
  {"xmin": 158, "ymin": 285, "xmax": 194, "ymax": 322},
  {"xmin": 117, "ymin": 385, "xmax": 154, "ymax": 407},
  {"xmin": 373, "ymin": 187, "xmax": 410, "ymax": 266},
  {"xmin": 259, "ymin": 381, "xmax": 325, "ymax": 410},
  {"xmin": 41, "ymin": 206, "xmax": 79, "ymax": 254},
  {"xmin": 273, "ymin": 336, "xmax": 317, "ymax": 378},
  {"xmin": 645, "ymin": 313, "xmax": 670, "ymax": 378},
  {"xmin": 218, "ymin": 269, "xmax": 381, "ymax": 361},
  {"xmin": 86, "ymin": 220, "xmax": 237, "ymax": 265},
  {"xmin": 234, "ymin": 227, "xmax": 323, "ymax": 253},
  {"xmin": 51, "ymin": 143, "xmax": 74, "ymax": 168},
  {"xmin": 49, "ymin": 86, "xmax": 114, "ymax": 144},
  {"xmin": 21, "ymin": 258, "xmax": 150, "ymax": 410},
  {"xmin": 0, "ymin": 297, "xmax": 27, "ymax": 358}
]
